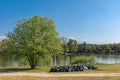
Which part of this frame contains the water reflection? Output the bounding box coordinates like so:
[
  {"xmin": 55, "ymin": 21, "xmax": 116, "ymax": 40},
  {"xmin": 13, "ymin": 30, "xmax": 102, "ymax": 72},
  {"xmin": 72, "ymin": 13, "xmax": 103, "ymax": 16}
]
[
  {"xmin": 0, "ymin": 55, "xmax": 18, "ymax": 67},
  {"xmin": 1, "ymin": 54, "xmax": 120, "ymax": 67},
  {"xmin": 52, "ymin": 55, "xmax": 120, "ymax": 66},
  {"xmin": 95, "ymin": 55, "xmax": 120, "ymax": 64},
  {"xmin": 51, "ymin": 55, "xmax": 71, "ymax": 66}
]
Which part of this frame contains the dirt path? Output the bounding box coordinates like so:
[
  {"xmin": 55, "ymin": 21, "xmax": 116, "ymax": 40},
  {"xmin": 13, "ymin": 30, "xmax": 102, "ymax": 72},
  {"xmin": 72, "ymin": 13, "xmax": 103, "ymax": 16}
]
[{"xmin": 0, "ymin": 72, "xmax": 120, "ymax": 77}]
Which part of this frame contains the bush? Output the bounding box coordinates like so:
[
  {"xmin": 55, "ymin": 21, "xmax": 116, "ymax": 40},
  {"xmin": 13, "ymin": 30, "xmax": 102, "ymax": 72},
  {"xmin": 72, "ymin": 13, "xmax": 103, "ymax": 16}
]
[
  {"xmin": 72, "ymin": 56, "xmax": 95, "ymax": 64},
  {"xmin": 37, "ymin": 54, "xmax": 52, "ymax": 66}
]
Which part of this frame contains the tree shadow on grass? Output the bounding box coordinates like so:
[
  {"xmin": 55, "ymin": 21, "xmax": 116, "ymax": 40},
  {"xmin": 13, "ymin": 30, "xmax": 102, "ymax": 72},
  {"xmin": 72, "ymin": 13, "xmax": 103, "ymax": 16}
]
[{"xmin": 0, "ymin": 68, "xmax": 31, "ymax": 73}]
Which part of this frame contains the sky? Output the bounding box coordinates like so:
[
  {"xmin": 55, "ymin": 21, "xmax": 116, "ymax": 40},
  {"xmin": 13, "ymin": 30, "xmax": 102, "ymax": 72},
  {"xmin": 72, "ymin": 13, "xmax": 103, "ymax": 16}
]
[{"xmin": 1, "ymin": 0, "xmax": 120, "ymax": 44}]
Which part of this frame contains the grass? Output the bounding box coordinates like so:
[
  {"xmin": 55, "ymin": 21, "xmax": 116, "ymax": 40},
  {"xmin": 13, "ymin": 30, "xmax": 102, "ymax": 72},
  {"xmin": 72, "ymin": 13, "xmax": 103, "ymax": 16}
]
[
  {"xmin": 93, "ymin": 64, "xmax": 120, "ymax": 73},
  {"xmin": 1, "ymin": 64, "xmax": 120, "ymax": 80},
  {"xmin": 1, "ymin": 64, "xmax": 120, "ymax": 73},
  {"xmin": 0, "ymin": 76, "xmax": 120, "ymax": 80},
  {"xmin": 0, "ymin": 66, "xmax": 51, "ymax": 73}
]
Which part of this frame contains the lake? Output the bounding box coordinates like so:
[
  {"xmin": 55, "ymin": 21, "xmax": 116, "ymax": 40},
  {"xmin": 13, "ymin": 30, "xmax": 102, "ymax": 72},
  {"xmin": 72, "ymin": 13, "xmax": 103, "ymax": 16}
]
[
  {"xmin": 95, "ymin": 55, "xmax": 120, "ymax": 64},
  {"xmin": 51, "ymin": 55, "xmax": 120, "ymax": 66},
  {"xmin": 1, "ymin": 54, "xmax": 120, "ymax": 67},
  {"xmin": 0, "ymin": 55, "xmax": 18, "ymax": 67}
]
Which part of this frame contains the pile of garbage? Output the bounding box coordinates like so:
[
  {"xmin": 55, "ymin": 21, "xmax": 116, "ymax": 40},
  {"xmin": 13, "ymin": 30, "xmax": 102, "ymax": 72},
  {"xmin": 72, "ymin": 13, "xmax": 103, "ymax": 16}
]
[{"xmin": 50, "ymin": 64, "xmax": 97, "ymax": 72}]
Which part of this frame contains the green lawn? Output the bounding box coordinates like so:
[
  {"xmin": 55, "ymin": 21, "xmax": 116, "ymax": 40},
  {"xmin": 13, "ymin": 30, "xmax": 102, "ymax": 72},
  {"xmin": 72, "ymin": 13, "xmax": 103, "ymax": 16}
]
[
  {"xmin": 92, "ymin": 64, "xmax": 120, "ymax": 73},
  {"xmin": 1, "ymin": 64, "xmax": 120, "ymax": 80},
  {"xmin": 0, "ymin": 66, "xmax": 51, "ymax": 73},
  {"xmin": 1, "ymin": 64, "xmax": 120, "ymax": 73}
]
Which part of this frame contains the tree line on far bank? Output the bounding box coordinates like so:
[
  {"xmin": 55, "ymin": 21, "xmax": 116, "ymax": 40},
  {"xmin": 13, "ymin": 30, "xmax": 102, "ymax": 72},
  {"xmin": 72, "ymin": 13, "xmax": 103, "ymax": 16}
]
[{"xmin": 62, "ymin": 37, "xmax": 120, "ymax": 55}]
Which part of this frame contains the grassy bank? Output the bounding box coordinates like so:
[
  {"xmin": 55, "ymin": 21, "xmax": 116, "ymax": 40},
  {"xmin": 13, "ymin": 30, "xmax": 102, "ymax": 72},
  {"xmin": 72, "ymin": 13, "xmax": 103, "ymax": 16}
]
[
  {"xmin": 1, "ymin": 64, "xmax": 120, "ymax": 73},
  {"xmin": 0, "ymin": 66, "xmax": 51, "ymax": 73},
  {"xmin": 93, "ymin": 64, "xmax": 120, "ymax": 73},
  {"xmin": 0, "ymin": 76, "xmax": 120, "ymax": 80},
  {"xmin": 1, "ymin": 64, "xmax": 120, "ymax": 80}
]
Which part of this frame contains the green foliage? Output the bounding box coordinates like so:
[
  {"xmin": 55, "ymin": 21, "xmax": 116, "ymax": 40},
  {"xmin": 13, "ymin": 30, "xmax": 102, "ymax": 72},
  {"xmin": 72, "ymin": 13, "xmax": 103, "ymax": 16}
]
[
  {"xmin": 38, "ymin": 54, "xmax": 52, "ymax": 66},
  {"xmin": 18, "ymin": 58, "xmax": 29, "ymax": 66},
  {"xmin": 60, "ymin": 37, "xmax": 69, "ymax": 53},
  {"xmin": 68, "ymin": 39, "xmax": 78, "ymax": 53},
  {"xmin": 72, "ymin": 56, "xmax": 95, "ymax": 64},
  {"xmin": 6, "ymin": 15, "xmax": 63, "ymax": 69},
  {"xmin": 0, "ymin": 39, "xmax": 9, "ymax": 54},
  {"xmin": 77, "ymin": 42, "xmax": 117, "ymax": 54}
]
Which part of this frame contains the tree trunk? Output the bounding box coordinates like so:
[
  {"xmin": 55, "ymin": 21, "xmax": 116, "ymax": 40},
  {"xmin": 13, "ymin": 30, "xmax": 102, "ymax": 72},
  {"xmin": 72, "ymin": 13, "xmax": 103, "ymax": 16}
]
[
  {"xmin": 30, "ymin": 63, "xmax": 36, "ymax": 69},
  {"xmin": 27, "ymin": 55, "xmax": 37, "ymax": 69}
]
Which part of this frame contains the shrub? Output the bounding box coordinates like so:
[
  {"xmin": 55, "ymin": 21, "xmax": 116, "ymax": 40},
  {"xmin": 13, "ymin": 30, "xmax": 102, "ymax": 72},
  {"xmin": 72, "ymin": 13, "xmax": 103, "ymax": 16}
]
[{"xmin": 72, "ymin": 55, "xmax": 95, "ymax": 64}]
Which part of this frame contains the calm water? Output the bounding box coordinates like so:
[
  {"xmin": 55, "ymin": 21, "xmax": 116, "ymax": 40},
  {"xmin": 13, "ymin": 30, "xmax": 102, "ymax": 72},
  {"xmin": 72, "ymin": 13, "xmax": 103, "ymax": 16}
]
[
  {"xmin": 0, "ymin": 55, "xmax": 18, "ymax": 67},
  {"xmin": 1, "ymin": 54, "xmax": 120, "ymax": 67},
  {"xmin": 51, "ymin": 55, "xmax": 120, "ymax": 66},
  {"xmin": 95, "ymin": 55, "xmax": 120, "ymax": 64}
]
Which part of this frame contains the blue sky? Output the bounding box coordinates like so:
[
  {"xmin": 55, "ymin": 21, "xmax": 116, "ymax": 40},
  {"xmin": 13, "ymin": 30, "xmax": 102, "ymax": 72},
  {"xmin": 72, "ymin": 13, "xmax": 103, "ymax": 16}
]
[{"xmin": 1, "ymin": 0, "xmax": 120, "ymax": 44}]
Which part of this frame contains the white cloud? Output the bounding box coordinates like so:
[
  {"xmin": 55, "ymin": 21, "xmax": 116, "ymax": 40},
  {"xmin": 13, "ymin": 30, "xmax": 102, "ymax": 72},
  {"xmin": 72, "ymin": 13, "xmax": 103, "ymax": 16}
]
[
  {"xmin": 69, "ymin": 37, "xmax": 75, "ymax": 40},
  {"xmin": 0, "ymin": 36, "xmax": 7, "ymax": 41}
]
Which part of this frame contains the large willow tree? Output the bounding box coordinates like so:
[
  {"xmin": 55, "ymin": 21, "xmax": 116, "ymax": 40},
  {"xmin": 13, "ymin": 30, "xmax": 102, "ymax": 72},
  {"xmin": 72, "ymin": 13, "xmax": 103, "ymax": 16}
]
[{"xmin": 7, "ymin": 15, "xmax": 63, "ymax": 69}]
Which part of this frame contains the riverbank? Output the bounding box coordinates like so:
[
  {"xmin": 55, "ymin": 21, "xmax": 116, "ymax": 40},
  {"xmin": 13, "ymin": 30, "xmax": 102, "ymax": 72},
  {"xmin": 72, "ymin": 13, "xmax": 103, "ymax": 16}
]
[
  {"xmin": 1, "ymin": 64, "xmax": 120, "ymax": 73},
  {"xmin": 1, "ymin": 64, "xmax": 120, "ymax": 80}
]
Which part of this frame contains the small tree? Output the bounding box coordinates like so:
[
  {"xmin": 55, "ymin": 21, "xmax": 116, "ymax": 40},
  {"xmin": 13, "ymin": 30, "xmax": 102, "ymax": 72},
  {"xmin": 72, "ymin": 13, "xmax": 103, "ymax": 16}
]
[
  {"xmin": 68, "ymin": 39, "xmax": 78, "ymax": 53},
  {"xmin": 7, "ymin": 15, "xmax": 63, "ymax": 69},
  {"xmin": 61, "ymin": 37, "xmax": 69, "ymax": 53}
]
